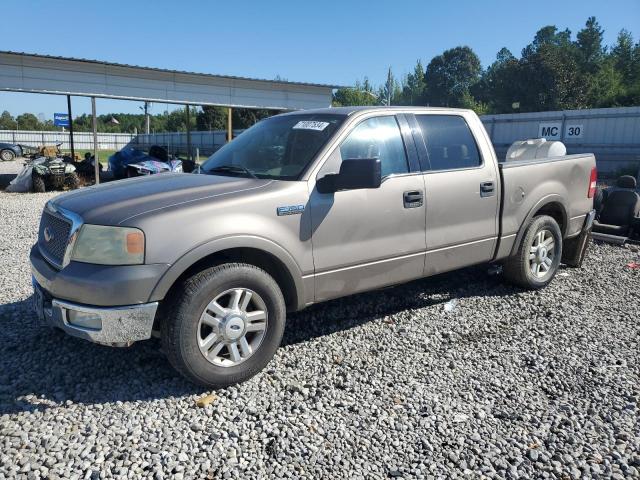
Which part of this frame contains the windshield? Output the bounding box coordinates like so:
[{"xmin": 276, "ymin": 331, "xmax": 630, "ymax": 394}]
[{"xmin": 201, "ymin": 113, "xmax": 345, "ymax": 180}]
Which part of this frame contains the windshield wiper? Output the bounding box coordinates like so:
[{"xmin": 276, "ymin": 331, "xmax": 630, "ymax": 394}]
[{"xmin": 206, "ymin": 165, "xmax": 257, "ymax": 179}]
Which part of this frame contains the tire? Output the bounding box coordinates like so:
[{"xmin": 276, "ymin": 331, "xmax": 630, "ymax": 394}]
[
  {"xmin": 1, "ymin": 149, "xmax": 15, "ymax": 162},
  {"xmin": 64, "ymin": 172, "xmax": 81, "ymax": 190},
  {"xmin": 32, "ymin": 173, "xmax": 47, "ymax": 193},
  {"xmin": 562, "ymin": 228, "xmax": 591, "ymax": 268},
  {"xmin": 161, "ymin": 263, "xmax": 286, "ymax": 388},
  {"xmin": 503, "ymin": 215, "xmax": 563, "ymax": 289}
]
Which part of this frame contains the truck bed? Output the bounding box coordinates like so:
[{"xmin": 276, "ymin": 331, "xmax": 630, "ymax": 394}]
[{"xmin": 495, "ymin": 153, "xmax": 596, "ymax": 260}]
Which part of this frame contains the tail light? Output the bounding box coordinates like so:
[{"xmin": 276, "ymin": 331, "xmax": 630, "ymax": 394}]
[{"xmin": 588, "ymin": 166, "xmax": 597, "ymax": 198}]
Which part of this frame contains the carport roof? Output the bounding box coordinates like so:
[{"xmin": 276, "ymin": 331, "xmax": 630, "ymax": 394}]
[
  {"xmin": 0, "ymin": 51, "xmax": 348, "ymax": 110},
  {"xmin": 0, "ymin": 51, "xmax": 347, "ymax": 89}
]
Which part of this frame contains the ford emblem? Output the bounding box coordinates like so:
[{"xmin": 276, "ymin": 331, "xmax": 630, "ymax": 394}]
[{"xmin": 44, "ymin": 227, "xmax": 54, "ymax": 243}]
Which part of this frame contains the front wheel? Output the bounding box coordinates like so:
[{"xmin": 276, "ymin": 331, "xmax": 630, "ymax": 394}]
[
  {"xmin": 161, "ymin": 263, "xmax": 286, "ymax": 388},
  {"xmin": 32, "ymin": 173, "xmax": 47, "ymax": 193},
  {"xmin": 1, "ymin": 149, "xmax": 16, "ymax": 162},
  {"xmin": 503, "ymin": 215, "xmax": 563, "ymax": 289},
  {"xmin": 64, "ymin": 172, "xmax": 81, "ymax": 190}
]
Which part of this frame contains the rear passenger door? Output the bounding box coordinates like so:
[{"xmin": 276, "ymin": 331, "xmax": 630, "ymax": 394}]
[{"xmin": 408, "ymin": 113, "xmax": 500, "ymax": 276}]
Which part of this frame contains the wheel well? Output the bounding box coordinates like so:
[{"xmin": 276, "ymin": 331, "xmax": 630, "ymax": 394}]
[
  {"xmin": 534, "ymin": 202, "xmax": 566, "ymax": 237},
  {"xmin": 165, "ymin": 247, "xmax": 299, "ymax": 311}
]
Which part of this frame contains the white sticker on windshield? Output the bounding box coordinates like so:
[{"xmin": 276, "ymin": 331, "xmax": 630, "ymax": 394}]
[{"xmin": 292, "ymin": 120, "xmax": 330, "ymax": 131}]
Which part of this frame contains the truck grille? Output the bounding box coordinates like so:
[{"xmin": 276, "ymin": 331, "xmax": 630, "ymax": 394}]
[{"xmin": 38, "ymin": 210, "xmax": 72, "ymax": 267}]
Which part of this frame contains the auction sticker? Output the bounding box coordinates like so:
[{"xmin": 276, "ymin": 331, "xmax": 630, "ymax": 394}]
[{"xmin": 293, "ymin": 121, "xmax": 330, "ymax": 131}]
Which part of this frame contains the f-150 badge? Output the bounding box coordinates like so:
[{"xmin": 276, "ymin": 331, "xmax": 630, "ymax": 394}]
[{"xmin": 277, "ymin": 205, "xmax": 305, "ymax": 216}]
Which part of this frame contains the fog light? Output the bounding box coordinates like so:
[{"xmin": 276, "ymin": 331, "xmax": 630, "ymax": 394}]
[{"xmin": 67, "ymin": 310, "xmax": 102, "ymax": 330}]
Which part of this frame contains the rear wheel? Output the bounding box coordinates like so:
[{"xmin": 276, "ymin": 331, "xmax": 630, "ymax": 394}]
[
  {"xmin": 161, "ymin": 263, "xmax": 286, "ymax": 388},
  {"xmin": 32, "ymin": 173, "xmax": 47, "ymax": 193},
  {"xmin": 1, "ymin": 149, "xmax": 15, "ymax": 162},
  {"xmin": 504, "ymin": 215, "xmax": 562, "ymax": 289}
]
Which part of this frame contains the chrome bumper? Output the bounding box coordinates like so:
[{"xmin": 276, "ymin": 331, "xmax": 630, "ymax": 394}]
[{"xmin": 33, "ymin": 278, "xmax": 157, "ymax": 346}]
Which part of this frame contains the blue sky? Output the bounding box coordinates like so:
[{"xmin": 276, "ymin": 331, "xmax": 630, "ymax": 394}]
[{"xmin": 1, "ymin": 0, "xmax": 638, "ymax": 120}]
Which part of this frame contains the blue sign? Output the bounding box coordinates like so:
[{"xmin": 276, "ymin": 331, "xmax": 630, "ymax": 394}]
[{"xmin": 54, "ymin": 113, "xmax": 70, "ymax": 127}]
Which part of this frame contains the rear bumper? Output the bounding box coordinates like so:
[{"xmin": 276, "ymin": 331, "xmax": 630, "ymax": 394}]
[
  {"xmin": 33, "ymin": 278, "xmax": 157, "ymax": 346},
  {"xmin": 583, "ymin": 209, "xmax": 596, "ymax": 232}
]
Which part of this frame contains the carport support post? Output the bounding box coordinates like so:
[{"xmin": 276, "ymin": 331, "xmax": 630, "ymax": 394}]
[
  {"xmin": 92, "ymin": 97, "xmax": 99, "ymax": 185},
  {"xmin": 66, "ymin": 95, "xmax": 75, "ymax": 161},
  {"xmin": 227, "ymin": 107, "xmax": 233, "ymax": 142},
  {"xmin": 186, "ymin": 105, "xmax": 192, "ymax": 161}
]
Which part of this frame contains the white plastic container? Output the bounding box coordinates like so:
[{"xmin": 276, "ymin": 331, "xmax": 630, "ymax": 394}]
[{"xmin": 505, "ymin": 138, "xmax": 567, "ymax": 161}]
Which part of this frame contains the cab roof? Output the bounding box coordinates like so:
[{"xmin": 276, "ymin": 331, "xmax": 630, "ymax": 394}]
[{"xmin": 281, "ymin": 106, "xmax": 472, "ymax": 117}]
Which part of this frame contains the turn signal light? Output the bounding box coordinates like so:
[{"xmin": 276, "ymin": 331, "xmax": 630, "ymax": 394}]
[{"xmin": 126, "ymin": 232, "xmax": 145, "ymax": 254}]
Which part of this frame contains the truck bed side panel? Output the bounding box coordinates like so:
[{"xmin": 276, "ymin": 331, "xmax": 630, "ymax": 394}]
[{"xmin": 496, "ymin": 154, "xmax": 595, "ymax": 260}]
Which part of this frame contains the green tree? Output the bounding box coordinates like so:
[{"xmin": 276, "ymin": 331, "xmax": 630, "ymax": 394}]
[
  {"xmin": 16, "ymin": 113, "xmax": 41, "ymax": 130},
  {"xmin": 576, "ymin": 16, "xmax": 606, "ymax": 73},
  {"xmin": 585, "ymin": 58, "xmax": 625, "ymax": 107},
  {"xmin": 0, "ymin": 110, "xmax": 16, "ymax": 130},
  {"xmin": 165, "ymin": 107, "xmax": 196, "ymax": 132},
  {"xmin": 397, "ymin": 60, "xmax": 426, "ymax": 105},
  {"xmin": 379, "ymin": 67, "xmax": 401, "ymax": 106},
  {"xmin": 424, "ymin": 46, "xmax": 482, "ymax": 107},
  {"xmin": 333, "ymin": 79, "xmax": 380, "ymax": 106},
  {"xmin": 474, "ymin": 47, "xmax": 520, "ymax": 113},
  {"xmin": 611, "ymin": 30, "xmax": 639, "ymax": 85},
  {"xmin": 197, "ymin": 106, "xmax": 227, "ymax": 131}
]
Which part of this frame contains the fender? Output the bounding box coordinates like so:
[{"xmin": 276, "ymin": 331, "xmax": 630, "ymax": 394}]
[
  {"xmin": 149, "ymin": 235, "xmax": 306, "ymax": 309},
  {"xmin": 509, "ymin": 194, "xmax": 568, "ymax": 257}
]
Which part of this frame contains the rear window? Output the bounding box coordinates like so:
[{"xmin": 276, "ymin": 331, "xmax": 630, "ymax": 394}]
[{"xmin": 415, "ymin": 115, "xmax": 481, "ymax": 171}]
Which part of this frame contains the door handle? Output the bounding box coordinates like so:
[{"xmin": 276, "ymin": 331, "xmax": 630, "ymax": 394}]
[
  {"xmin": 403, "ymin": 190, "xmax": 423, "ymax": 208},
  {"xmin": 480, "ymin": 181, "xmax": 495, "ymax": 197}
]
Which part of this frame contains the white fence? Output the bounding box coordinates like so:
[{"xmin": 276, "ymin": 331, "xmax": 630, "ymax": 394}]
[
  {"xmin": 131, "ymin": 130, "xmax": 244, "ymax": 157},
  {"xmin": 0, "ymin": 130, "xmax": 136, "ymax": 151},
  {"xmin": 0, "ymin": 129, "xmax": 240, "ymax": 157}
]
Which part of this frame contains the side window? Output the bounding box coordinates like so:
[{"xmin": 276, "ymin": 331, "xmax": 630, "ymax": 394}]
[
  {"xmin": 339, "ymin": 116, "xmax": 409, "ymax": 177},
  {"xmin": 415, "ymin": 115, "xmax": 481, "ymax": 171}
]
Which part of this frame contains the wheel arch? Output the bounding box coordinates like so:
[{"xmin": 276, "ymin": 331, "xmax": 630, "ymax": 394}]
[
  {"xmin": 510, "ymin": 195, "xmax": 568, "ymax": 257},
  {"xmin": 150, "ymin": 236, "xmax": 306, "ymax": 312}
]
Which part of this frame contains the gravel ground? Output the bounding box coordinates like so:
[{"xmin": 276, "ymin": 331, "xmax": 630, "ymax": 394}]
[{"xmin": 0, "ymin": 189, "xmax": 638, "ymax": 480}]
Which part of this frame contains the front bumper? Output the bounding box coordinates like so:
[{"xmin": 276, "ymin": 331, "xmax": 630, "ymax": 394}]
[
  {"xmin": 33, "ymin": 278, "xmax": 158, "ymax": 346},
  {"xmin": 30, "ymin": 245, "xmax": 169, "ymax": 306}
]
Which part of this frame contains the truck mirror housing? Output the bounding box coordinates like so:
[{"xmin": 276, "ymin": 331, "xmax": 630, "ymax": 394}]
[{"xmin": 316, "ymin": 158, "xmax": 382, "ymax": 194}]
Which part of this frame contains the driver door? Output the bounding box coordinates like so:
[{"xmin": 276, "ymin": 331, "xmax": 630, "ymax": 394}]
[{"xmin": 309, "ymin": 115, "xmax": 427, "ymax": 302}]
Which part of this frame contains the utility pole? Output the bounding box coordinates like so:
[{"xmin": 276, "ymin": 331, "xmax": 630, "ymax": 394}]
[
  {"xmin": 385, "ymin": 67, "xmax": 393, "ymax": 107},
  {"xmin": 91, "ymin": 97, "xmax": 99, "ymax": 185},
  {"xmin": 144, "ymin": 101, "xmax": 150, "ymax": 134},
  {"xmin": 186, "ymin": 105, "xmax": 192, "ymax": 161},
  {"xmin": 67, "ymin": 95, "xmax": 75, "ymax": 160}
]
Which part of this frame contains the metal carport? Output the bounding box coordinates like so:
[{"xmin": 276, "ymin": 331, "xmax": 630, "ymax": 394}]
[{"xmin": 0, "ymin": 51, "xmax": 343, "ymax": 182}]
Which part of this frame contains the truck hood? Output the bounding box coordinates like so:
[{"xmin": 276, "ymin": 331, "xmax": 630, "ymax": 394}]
[{"xmin": 51, "ymin": 173, "xmax": 272, "ymax": 225}]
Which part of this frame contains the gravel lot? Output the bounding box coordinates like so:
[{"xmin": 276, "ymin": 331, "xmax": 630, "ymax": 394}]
[{"xmin": 0, "ymin": 185, "xmax": 638, "ymax": 479}]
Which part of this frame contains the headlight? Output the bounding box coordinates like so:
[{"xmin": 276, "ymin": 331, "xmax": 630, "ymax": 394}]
[{"xmin": 71, "ymin": 225, "xmax": 145, "ymax": 265}]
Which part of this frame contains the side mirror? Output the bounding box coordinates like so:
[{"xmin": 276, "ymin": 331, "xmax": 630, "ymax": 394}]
[{"xmin": 316, "ymin": 158, "xmax": 382, "ymax": 194}]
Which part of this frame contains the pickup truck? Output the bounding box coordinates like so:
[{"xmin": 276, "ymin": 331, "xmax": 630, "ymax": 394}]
[{"xmin": 30, "ymin": 107, "xmax": 597, "ymax": 388}]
